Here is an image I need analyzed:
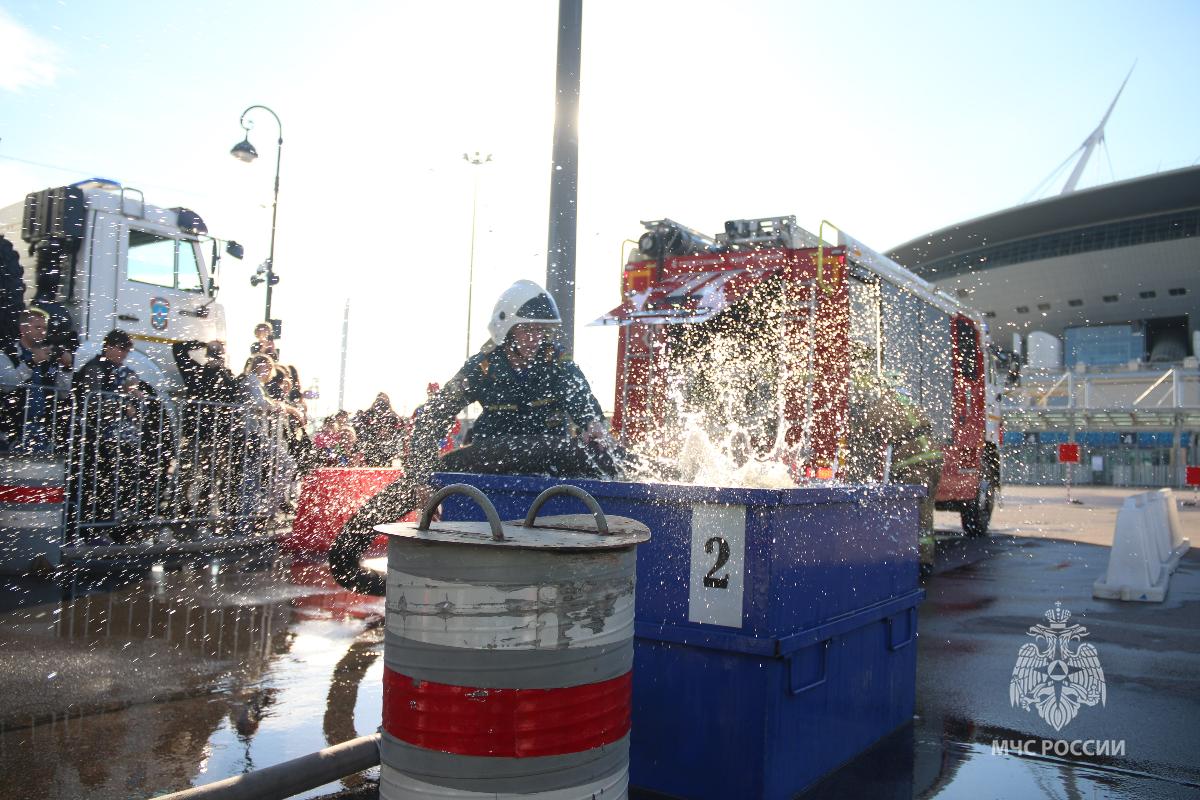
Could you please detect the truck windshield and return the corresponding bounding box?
[128,230,204,293]
[178,240,202,292]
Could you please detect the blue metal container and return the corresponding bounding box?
[434,473,924,800]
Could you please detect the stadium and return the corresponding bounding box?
[889,163,1200,487]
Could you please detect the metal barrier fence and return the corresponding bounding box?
[1,381,296,544]
[1001,451,1178,488]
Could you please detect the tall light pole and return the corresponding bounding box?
[231,104,283,333]
[546,0,582,357]
[463,151,492,360]
[338,298,350,412]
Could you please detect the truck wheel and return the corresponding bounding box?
[960,474,995,537]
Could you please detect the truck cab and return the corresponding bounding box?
[0,180,238,399]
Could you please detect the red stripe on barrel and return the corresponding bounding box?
[0,485,65,504]
[383,667,631,758]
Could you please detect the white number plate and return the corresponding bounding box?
[687,503,746,628]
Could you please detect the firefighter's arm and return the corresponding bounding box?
[404,370,471,484]
[171,340,204,382]
[558,360,604,431]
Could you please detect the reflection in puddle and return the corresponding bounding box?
[0,558,384,800]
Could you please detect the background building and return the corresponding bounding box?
[889,165,1200,487]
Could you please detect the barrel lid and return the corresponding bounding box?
[377,513,650,550]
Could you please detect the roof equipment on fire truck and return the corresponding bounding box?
[637,218,722,259]
[719,216,822,250]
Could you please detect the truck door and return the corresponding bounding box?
[950,315,986,484]
[116,222,218,382]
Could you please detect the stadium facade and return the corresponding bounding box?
[889,165,1200,488]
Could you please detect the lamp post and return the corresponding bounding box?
[231,105,283,330]
[463,151,492,360]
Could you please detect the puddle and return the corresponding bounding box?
[0,558,384,800]
[2,547,1196,800]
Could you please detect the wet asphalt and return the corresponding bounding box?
[897,535,1198,799]
[0,489,1197,800]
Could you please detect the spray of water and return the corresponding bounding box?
[620,288,820,489]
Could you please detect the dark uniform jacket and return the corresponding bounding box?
[172,341,243,404]
[406,341,604,482]
[71,354,127,398]
[172,340,247,442]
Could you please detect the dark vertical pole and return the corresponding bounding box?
[546,0,582,356]
[265,131,281,328]
[338,299,349,412]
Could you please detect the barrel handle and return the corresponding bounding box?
[419,484,505,542]
[523,485,610,535]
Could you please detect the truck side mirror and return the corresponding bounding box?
[226,241,244,260]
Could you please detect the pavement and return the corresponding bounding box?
[321,485,1200,800]
[2,484,1197,799]
[940,483,1200,548]
[801,484,1200,799]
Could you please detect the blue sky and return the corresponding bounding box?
[2,0,1198,416]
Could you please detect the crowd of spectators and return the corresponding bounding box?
[311,383,461,469]
[171,325,312,522]
[1,314,323,543]
[1,307,471,542]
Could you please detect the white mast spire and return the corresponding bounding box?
[1061,63,1135,194]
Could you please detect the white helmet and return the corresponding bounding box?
[487,280,561,345]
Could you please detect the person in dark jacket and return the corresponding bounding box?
[72,329,133,397]
[354,392,403,466]
[110,374,173,542]
[331,280,619,595]
[1,308,72,451]
[0,235,26,346]
[171,339,246,520]
[172,340,242,405]
[68,329,134,540]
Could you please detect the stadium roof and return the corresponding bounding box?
[888,164,1200,276]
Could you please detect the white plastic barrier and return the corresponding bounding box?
[1149,489,1190,573]
[1093,490,1191,603]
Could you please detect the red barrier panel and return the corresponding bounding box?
[285,468,415,554]
[287,560,386,621]
[1187,466,1200,486]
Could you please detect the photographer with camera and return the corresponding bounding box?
[0,308,73,452]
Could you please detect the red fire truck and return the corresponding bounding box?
[595,216,1001,536]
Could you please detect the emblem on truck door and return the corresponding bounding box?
[1009,602,1106,731]
[150,297,170,331]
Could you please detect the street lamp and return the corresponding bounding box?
[463,151,492,360]
[231,105,283,331]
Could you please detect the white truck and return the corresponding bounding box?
[0,179,241,397]
[0,180,267,573]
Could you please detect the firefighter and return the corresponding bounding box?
[847,359,943,572]
[331,280,620,595]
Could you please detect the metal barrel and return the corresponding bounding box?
[377,484,649,799]
[0,454,65,574]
